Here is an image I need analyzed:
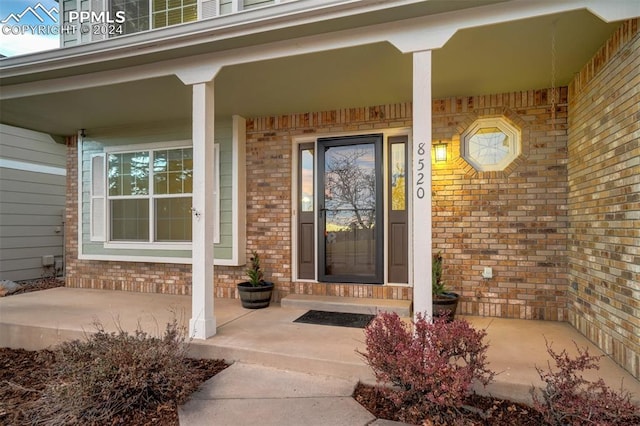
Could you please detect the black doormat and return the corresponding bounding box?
[293,310,375,329]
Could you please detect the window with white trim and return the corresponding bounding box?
[89,143,219,245]
[110,0,150,35]
[109,0,197,33]
[108,147,192,242]
[151,0,197,29]
[461,117,521,172]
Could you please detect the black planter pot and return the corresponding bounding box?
[432,292,460,322]
[237,281,274,309]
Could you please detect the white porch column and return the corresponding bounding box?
[412,50,433,320]
[190,81,216,339]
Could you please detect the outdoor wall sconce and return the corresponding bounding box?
[434,143,448,162]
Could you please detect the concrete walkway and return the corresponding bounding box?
[1,287,639,425]
[179,362,382,426]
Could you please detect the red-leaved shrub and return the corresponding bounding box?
[532,341,639,425]
[359,312,494,421]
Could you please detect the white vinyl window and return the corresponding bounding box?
[151,0,197,29]
[108,147,192,242]
[89,142,219,247]
[110,0,150,34]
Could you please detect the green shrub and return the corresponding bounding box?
[26,319,195,425]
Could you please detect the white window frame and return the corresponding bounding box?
[461,116,521,172]
[95,140,219,250]
[149,0,198,30]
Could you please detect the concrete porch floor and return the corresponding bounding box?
[1,287,638,405]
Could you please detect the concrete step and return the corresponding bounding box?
[281,294,412,317]
[189,338,375,383]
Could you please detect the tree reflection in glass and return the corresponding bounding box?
[323,143,376,277]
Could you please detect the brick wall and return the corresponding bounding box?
[567,19,640,380]
[219,94,569,313]
[431,90,569,321]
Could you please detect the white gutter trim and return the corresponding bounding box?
[2,15,422,99]
[0,0,424,77]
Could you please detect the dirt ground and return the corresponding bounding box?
[353,382,550,426]
[7,276,65,295]
[1,278,226,425]
[0,346,227,426]
[1,346,544,426]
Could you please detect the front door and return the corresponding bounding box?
[317,134,383,283]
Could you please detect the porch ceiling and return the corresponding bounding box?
[0,9,621,137]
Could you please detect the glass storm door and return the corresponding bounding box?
[317,135,383,283]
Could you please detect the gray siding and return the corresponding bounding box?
[0,124,66,281]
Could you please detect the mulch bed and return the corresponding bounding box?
[0,347,227,426]
[1,279,227,425]
[12,277,65,295]
[353,382,548,426]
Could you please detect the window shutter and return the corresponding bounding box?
[213,143,220,244]
[61,0,79,47]
[90,154,106,241]
[201,0,219,18]
[91,0,108,42]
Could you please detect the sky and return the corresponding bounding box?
[0,0,60,57]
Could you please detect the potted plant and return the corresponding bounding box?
[237,251,274,309]
[432,251,460,321]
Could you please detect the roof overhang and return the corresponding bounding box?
[0,0,638,137]
[1,0,507,83]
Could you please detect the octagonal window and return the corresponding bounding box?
[461,117,521,172]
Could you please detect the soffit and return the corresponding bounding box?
[0,9,622,136]
[217,9,619,116]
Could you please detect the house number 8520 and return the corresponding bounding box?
[416,142,426,199]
